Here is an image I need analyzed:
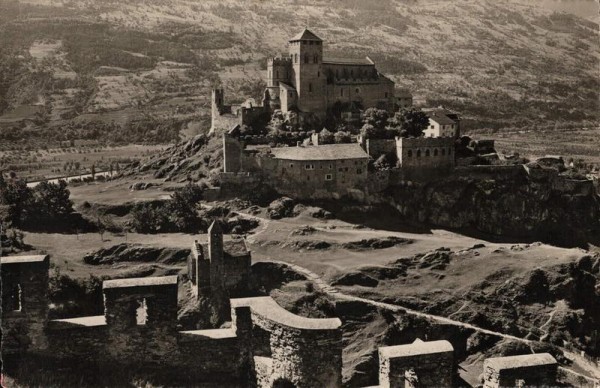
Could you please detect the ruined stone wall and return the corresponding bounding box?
[232,297,343,388]
[223,134,243,173]
[223,256,252,297]
[365,138,396,159]
[378,340,454,388]
[46,320,107,364]
[103,277,179,365]
[483,354,558,388]
[1,256,49,354]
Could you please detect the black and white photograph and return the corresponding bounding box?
[1,0,599,386]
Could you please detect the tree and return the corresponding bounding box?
[26,180,74,224]
[318,128,334,144]
[362,108,389,129]
[390,108,429,138]
[334,131,351,144]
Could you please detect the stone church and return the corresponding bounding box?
[265,28,396,119]
[211,28,398,133]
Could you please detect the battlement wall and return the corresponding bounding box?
[232,297,343,388]
[1,255,50,354]
[483,353,558,388]
[378,339,455,388]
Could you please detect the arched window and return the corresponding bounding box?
[355,88,360,94]
[434,148,438,156]
[442,149,446,156]
[309,83,312,92]
[425,149,430,157]
[407,150,413,157]
[294,54,298,63]
[384,92,388,98]
[417,150,421,158]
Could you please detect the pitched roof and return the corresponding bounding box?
[323,57,373,65]
[289,28,322,42]
[429,115,456,125]
[270,143,369,161]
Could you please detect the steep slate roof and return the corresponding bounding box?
[289,28,322,42]
[270,143,369,161]
[323,57,373,66]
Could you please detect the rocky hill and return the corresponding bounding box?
[383,166,600,247]
[0,0,598,148]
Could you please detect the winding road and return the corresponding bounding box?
[264,259,600,382]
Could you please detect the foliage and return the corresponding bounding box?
[334,131,351,144]
[363,108,389,130]
[130,183,205,233]
[389,108,430,138]
[0,173,74,228]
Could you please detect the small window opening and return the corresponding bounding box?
[4,284,22,312]
[325,174,333,181]
[136,298,148,325]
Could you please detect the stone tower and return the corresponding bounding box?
[208,220,224,290]
[288,28,326,117]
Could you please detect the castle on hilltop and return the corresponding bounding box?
[265,28,395,118]
[211,28,402,133]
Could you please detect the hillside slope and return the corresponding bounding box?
[0,0,598,149]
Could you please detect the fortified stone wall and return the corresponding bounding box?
[364,138,397,160]
[231,297,343,388]
[378,339,455,388]
[1,255,49,354]
[483,353,558,388]
[453,165,527,181]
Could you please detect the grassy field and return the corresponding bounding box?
[488,127,600,165]
[0,144,166,181]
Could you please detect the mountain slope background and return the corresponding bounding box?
[0,0,598,157]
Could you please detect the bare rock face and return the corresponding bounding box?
[83,244,190,265]
[332,272,379,288]
[386,171,600,247]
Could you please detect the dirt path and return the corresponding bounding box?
[265,259,600,382]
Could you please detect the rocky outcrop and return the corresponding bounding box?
[83,244,190,265]
[384,168,600,247]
